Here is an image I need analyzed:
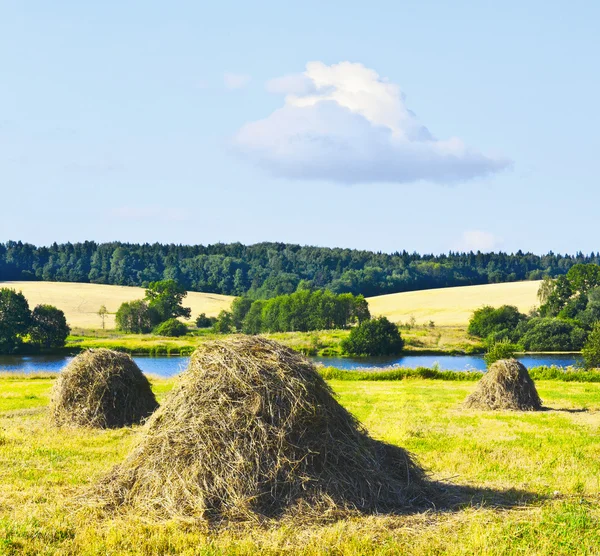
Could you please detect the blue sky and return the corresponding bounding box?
[1,1,598,254]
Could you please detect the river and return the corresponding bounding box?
[0,352,579,377]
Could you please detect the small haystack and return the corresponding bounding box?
[50,349,158,428]
[464,359,542,411]
[95,336,425,522]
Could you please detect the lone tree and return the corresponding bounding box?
[144,280,191,324]
[0,288,31,354]
[97,305,108,330]
[29,305,70,349]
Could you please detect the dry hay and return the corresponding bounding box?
[50,349,158,428]
[464,359,542,411]
[94,336,426,523]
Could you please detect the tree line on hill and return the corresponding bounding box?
[2,240,600,298]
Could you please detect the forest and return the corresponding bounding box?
[2,240,600,298]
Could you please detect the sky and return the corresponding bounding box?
[1,1,599,255]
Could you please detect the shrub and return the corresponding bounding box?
[341,317,404,356]
[468,305,526,340]
[484,339,517,367]
[213,310,234,334]
[153,318,188,337]
[519,318,587,351]
[29,304,70,349]
[195,313,216,328]
[582,322,600,369]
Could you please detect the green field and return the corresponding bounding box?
[62,325,482,356]
[2,374,599,555]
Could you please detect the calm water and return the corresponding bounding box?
[0,353,579,377]
[312,353,579,372]
[0,355,190,377]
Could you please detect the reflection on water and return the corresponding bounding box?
[0,352,579,377]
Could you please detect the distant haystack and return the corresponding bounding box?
[464,359,542,411]
[95,336,425,522]
[50,349,158,428]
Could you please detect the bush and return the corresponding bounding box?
[153,318,188,337]
[519,318,587,351]
[468,305,526,341]
[213,311,234,334]
[195,313,216,328]
[115,300,156,334]
[29,304,70,349]
[484,339,517,367]
[582,322,600,369]
[341,317,404,356]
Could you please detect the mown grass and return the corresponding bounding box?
[1,374,600,554]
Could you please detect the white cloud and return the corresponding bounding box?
[233,61,511,184]
[224,72,251,90]
[455,230,502,252]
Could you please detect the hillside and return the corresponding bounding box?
[1,241,591,299]
[0,281,234,329]
[367,280,542,326]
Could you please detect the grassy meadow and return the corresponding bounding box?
[2,373,600,555]
[0,281,234,329]
[368,280,542,326]
[62,325,482,356]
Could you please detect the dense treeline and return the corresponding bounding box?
[224,290,370,334]
[468,264,600,354]
[2,240,600,298]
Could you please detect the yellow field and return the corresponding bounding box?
[367,280,542,326]
[0,281,234,329]
[1,279,542,330]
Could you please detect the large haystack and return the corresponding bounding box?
[95,336,425,522]
[464,359,542,411]
[50,349,158,428]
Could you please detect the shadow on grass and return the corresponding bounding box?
[540,407,589,413]
[418,480,545,514]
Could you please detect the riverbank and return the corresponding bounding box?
[18,325,486,357]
